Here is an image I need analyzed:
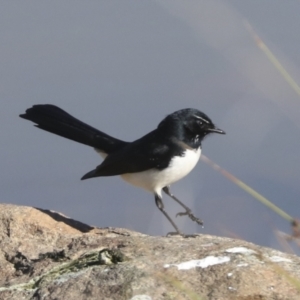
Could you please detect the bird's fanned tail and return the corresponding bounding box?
[20,104,127,154]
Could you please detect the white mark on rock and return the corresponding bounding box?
[226,247,256,254]
[130,295,152,300]
[237,263,249,267]
[269,256,292,263]
[227,272,233,277]
[201,243,215,248]
[164,256,230,270]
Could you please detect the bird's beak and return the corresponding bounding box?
[207,127,226,134]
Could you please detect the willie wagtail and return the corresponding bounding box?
[20,105,225,236]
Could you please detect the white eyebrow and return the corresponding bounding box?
[193,115,209,123]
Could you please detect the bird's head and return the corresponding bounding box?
[158,108,225,145]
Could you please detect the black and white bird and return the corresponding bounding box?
[20,105,225,236]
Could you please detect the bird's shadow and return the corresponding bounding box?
[34,207,94,233]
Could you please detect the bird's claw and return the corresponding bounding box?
[176,210,203,226]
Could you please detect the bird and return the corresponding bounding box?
[20,105,225,236]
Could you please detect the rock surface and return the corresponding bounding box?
[0,203,299,300]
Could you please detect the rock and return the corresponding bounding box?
[0,203,299,300]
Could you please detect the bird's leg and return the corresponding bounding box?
[155,194,183,236]
[162,186,203,226]
[154,194,200,238]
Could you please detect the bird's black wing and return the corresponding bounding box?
[81,130,182,180]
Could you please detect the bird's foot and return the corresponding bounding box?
[176,210,204,226]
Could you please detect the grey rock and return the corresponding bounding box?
[0,204,299,300]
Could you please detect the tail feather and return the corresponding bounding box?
[20,104,127,154]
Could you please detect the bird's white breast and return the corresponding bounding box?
[121,147,201,195]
